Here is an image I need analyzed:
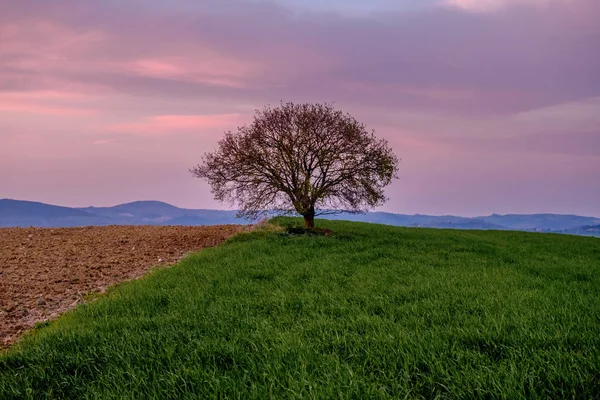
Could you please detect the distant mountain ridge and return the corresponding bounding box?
[0,199,242,228]
[0,199,108,227]
[1,199,599,237]
[324,211,600,236]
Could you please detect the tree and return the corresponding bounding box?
[190,102,399,229]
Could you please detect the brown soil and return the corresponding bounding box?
[0,225,248,348]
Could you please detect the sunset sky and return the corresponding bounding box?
[1,0,599,216]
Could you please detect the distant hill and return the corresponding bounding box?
[0,199,108,227]
[79,201,184,222]
[475,213,600,231]
[326,212,507,230]
[560,224,600,237]
[78,201,242,225]
[0,199,91,219]
[1,199,599,237]
[327,211,600,234]
[0,199,245,227]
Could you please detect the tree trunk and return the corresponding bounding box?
[304,214,315,230]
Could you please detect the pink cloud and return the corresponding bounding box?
[0,15,269,98]
[445,0,567,13]
[0,19,106,74]
[92,139,118,145]
[109,114,247,135]
[119,56,265,89]
[0,91,97,115]
[0,104,94,116]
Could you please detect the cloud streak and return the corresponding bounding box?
[0,91,97,115]
[92,139,118,145]
[110,114,247,135]
[445,0,576,13]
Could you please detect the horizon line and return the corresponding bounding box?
[2,198,599,220]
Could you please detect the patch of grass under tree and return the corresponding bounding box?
[1,218,599,399]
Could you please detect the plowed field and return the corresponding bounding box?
[0,225,247,348]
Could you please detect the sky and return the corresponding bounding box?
[1,0,599,217]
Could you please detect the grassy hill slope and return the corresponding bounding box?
[1,219,599,399]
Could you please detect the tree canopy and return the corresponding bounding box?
[191,102,399,228]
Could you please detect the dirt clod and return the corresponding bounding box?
[0,224,247,348]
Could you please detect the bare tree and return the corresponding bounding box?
[190,102,399,229]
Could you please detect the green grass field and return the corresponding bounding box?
[1,218,599,399]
